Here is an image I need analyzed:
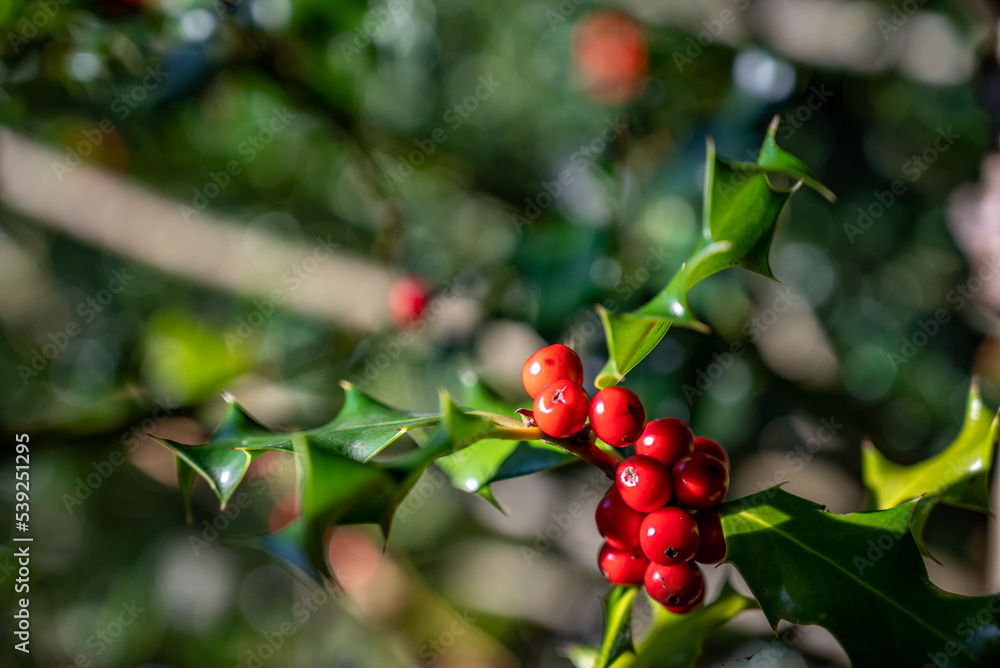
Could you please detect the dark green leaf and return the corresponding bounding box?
[721,487,1000,667]
[159,383,439,508]
[176,456,197,524]
[293,391,509,579]
[299,380,439,461]
[161,397,272,507]
[596,117,835,387]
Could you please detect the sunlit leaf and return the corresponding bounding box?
[721,488,1000,667]
[159,383,439,508]
[634,583,755,668]
[863,378,998,554]
[436,380,575,495]
[596,117,835,387]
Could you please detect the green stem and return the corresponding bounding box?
[492,424,624,479]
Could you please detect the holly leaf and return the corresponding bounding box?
[720,488,1000,667]
[566,586,639,668]
[597,586,640,668]
[596,117,835,388]
[160,383,439,510]
[634,583,755,668]
[863,378,998,554]
[164,397,273,510]
[300,380,439,461]
[436,381,575,497]
[567,583,754,668]
[295,391,508,579]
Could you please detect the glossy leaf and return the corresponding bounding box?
[721,488,1000,667]
[863,379,998,553]
[568,583,754,668]
[164,397,274,509]
[300,381,439,461]
[436,380,575,495]
[567,586,639,668]
[161,383,439,510]
[596,117,835,387]
[294,391,510,579]
[597,586,640,668]
[294,431,406,580]
[634,583,755,668]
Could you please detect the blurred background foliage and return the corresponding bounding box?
[1,0,999,666]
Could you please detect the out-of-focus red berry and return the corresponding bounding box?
[389,275,430,327]
[572,11,648,104]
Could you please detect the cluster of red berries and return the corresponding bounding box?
[521,344,730,614]
[521,343,647,444]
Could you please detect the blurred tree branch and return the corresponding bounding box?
[0,128,476,335]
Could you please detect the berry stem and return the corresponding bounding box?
[490,424,625,479]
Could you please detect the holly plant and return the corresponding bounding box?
[157,119,1000,667]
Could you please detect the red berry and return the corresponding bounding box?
[672,452,729,507]
[388,275,429,327]
[533,379,590,438]
[599,543,649,586]
[636,418,695,468]
[639,506,700,565]
[590,387,646,447]
[572,11,648,105]
[616,455,671,513]
[665,584,705,614]
[693,437,730,470]
[521,344,584,398]
[693,509,726,564]
[595,486,646,551]
[644,561,704,609]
